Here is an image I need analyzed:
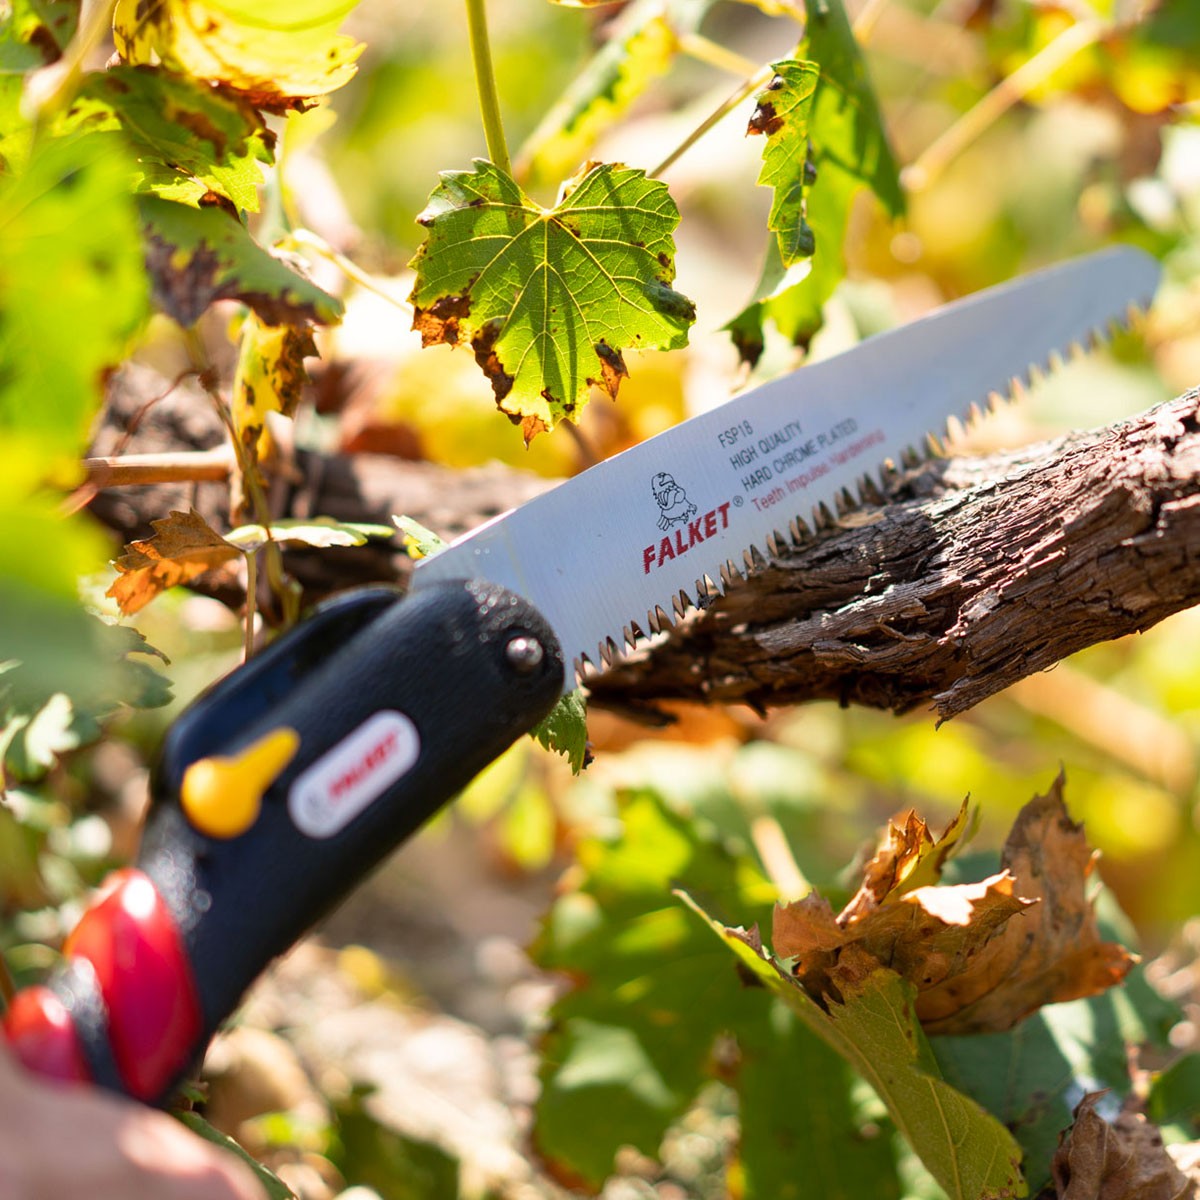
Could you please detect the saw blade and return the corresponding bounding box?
[411,246,1160,691]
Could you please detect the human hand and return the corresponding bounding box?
[0,1046,262,1200]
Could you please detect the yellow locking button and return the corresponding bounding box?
[181,727,301,839]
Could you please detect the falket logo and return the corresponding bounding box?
[642,472,733,575]
[651,472,697,531]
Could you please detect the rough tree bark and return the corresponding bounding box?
[90,367,1200,723]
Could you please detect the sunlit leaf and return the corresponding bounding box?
[113,0,364,112]
[746,60,820,267]
[517,0,678,186]
[224,518,394,552]
[725,0,902,365]
[139,196,343,327]
[409,159,695,441]
[61,65,275,210]
[530,688,589,774]
[392,515,446,561]
[771,779,1134,1038]
[107,507,241,615]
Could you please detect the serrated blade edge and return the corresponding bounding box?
[412,246,1161,692]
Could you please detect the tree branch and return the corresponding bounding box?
[90,366,1200,724]
[588,390,1200,722]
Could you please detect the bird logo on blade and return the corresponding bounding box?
[643,472,734,575]
[652,472,697,531]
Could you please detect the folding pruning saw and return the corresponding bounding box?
[2,246,1161,1103]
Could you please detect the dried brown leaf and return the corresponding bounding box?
[1052,1093,1197,1200]
[842,796,973,922]
[918,774,1135,1034]
[107,508,240,615]
[772,775,1134,1034]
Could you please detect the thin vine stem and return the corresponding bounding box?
[676,32,759,79]
[902,17,1105,193]
[465,0,511,175]
[650,62,776,179]
[285,230,413,314]
[183,329,296,656]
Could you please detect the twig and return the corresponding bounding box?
[902,18,1105,193]
[83,447,235,487]
[651,62,776,179]
[0,951,15,1013]
[676,33,759,79]
[286,229,413,315]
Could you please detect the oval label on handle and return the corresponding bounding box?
[288,710,420,839]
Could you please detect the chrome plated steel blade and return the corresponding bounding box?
[412,246,1160,690]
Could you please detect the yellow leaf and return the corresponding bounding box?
[232,312,318,454]
[113,0,364,110]
[107,508,241,615]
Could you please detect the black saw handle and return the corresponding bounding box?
[2,580,563,1103]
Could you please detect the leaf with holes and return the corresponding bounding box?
[725,0,902,365]
[409,159,695,442]
[747,60,820,267]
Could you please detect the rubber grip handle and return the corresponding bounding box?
[4,579,564,1103]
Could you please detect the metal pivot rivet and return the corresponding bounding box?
[505,634,544,674]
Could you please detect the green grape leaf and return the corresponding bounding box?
[392,515,446,561]
[531,791,776,1188]
[1148,1055,1200,1143]
[113,0,363,112]
[139,196,343,327]
[0,0,78,72]
[725,0,902,365]
[0,131,149,461]
[516,0,678,187]
[61,66,275,211]
[747,60,820,267]
[684,901,1028,1200]
[532,789,904,1195]
[735,998,902,1200]
[224,517,395,552]
[530,688,589,774]
[409,159,695,442]
[1,693,92,781]
[933,978,1178,1193]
